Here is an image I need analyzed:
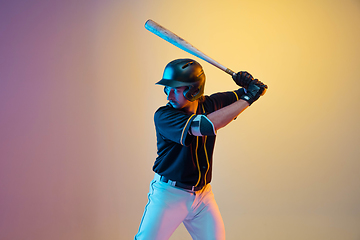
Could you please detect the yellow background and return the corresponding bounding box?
[1,0,359,239]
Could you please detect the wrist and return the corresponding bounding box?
[240,94,253,105]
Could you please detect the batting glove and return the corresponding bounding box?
[233,71,254,88]
[240,80,267,105]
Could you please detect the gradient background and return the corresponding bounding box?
[1,0,360,239]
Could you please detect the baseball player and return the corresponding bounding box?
[135,58,267,240]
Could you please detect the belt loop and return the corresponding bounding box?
[168,179,176,187]
[192,186,195,191]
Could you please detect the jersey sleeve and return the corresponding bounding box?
[154,106,197,146]
[204,88,246,111]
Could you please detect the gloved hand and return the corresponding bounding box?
[240,80,268,105]
[232,71,254,88]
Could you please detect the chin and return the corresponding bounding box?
[169,102,179,108]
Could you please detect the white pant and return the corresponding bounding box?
[135,174,225,240]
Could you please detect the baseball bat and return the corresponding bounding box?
[144,19,236,77]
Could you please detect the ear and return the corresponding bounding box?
[183,86,190,98]
[184,86,200,101]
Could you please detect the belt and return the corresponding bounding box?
[155,173,204,191]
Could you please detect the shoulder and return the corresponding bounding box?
[154,104,185,118]
[154,105,194,124]
[155,105,169,115]
[154,105,196,145]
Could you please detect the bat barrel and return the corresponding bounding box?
[145,19,235,76]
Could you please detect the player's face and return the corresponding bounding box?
[165,86,192,109]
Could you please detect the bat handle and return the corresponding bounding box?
[225,68,236,77]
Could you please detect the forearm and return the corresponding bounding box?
[207,99,249,131]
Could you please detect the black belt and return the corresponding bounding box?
[159,176,204,191]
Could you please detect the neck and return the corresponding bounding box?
[183,100,199,115]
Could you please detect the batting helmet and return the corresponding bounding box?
[156,59,205,102]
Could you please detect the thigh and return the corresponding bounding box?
[135,180,192,240]
[183,185,225,240]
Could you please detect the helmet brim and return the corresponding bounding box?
[155,79,192,87]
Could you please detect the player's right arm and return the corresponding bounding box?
[206,99,250,131]
[207,74,268,131]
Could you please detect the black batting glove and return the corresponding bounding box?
[233,71,254,88]
[240,80,268,105]
[251,78,268,92]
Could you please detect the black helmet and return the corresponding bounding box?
[156,59,205,101]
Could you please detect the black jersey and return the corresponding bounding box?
[153,88,245,187]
